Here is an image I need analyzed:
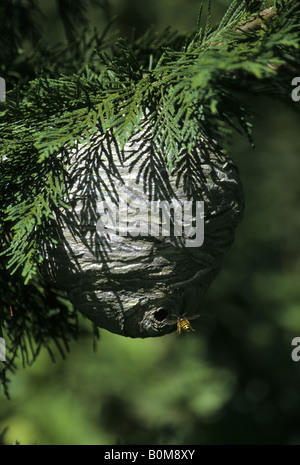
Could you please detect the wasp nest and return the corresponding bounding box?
[43,128,244,338]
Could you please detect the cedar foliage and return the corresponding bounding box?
[0,0,299,396]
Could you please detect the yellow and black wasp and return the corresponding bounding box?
[166,313,200,335]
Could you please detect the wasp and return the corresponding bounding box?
[166,313,200,335]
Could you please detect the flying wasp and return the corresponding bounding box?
[166,313,200,335]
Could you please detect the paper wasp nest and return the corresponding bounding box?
[44,127,244,338]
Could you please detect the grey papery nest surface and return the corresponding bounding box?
[43,128,244,338]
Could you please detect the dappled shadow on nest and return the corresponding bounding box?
[40,127,244,337]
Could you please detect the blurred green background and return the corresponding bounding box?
[1,0,300,445]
